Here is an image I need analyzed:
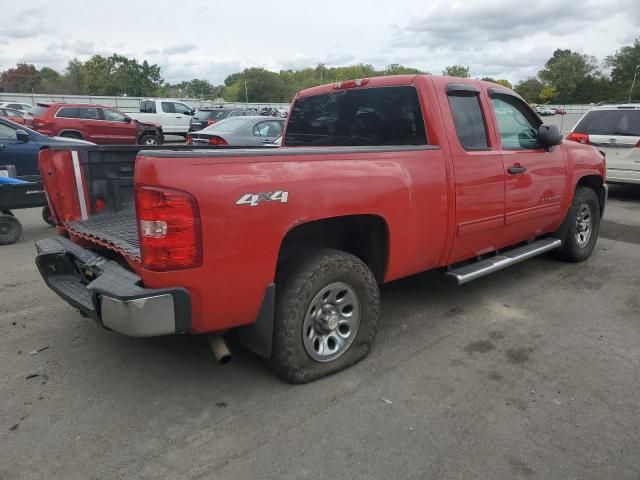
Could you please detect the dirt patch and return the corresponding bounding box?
[505,347,534,364]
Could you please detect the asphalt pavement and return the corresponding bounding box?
[1,185,639,480]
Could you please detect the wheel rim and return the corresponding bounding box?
[144,138,158,145]
[302,281,361,362]
[0,221,10,235]
[575,203,593,248]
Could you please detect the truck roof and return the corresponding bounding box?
[296,74,515,98]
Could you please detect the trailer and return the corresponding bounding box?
[0,175,51,245]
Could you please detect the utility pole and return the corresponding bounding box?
[244,79,249,104]
[628,64,639,104]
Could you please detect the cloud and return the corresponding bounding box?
[162,44,197,55]
[391,0,637,50]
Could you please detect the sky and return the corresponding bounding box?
[0,0,638,85]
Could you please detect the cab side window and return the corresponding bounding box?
[491,95,540,150]
[447,92,489,150]
[173,103,192,115]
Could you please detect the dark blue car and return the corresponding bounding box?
[0,117,93,179]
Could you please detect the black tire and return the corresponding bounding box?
[271,248,380,383]
[42,206,55,226]
[556,186,601,262]
[139,133,162,146]
[0,214,22,245]
[59,131,83,140]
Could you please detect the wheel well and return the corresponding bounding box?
[277,215,389,283]
[576,175,605,212]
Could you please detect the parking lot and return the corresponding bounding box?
[0,183,638,479]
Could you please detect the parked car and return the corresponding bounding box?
[27,103,163,145]
[567,104,640,184]
[0,102,33,113]
[535,106,556,116]
[189,107,259,131]
[130,99,194,136]
[554,107,566,115]
[0,117,93,178]
[187,116,285,146]
[0,107,27,125]
[36,75,606,383]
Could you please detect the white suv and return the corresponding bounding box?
[568,104,640,185]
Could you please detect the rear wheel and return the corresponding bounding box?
[0,214,22,245]
[271,249,380,383]
[556,186,601,262]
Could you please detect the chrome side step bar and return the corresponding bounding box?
[445,238,562,285]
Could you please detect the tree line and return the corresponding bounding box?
[1,38,638,104]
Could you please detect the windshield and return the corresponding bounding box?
[575,109,640,136]
[201,117,249,132]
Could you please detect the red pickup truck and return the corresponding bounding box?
[35,75,607,383]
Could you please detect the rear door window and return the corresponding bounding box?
[285,86,427,146]
[56,107,81,119]
[574,110,640,136]
[447,93,489,150]
[78,108,100,120]
[253,120,284,137]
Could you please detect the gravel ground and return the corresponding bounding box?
[1,185,639,480]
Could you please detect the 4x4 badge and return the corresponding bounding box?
[236,191,289,207]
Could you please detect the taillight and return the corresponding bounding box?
[32,118,46,128]
[566,132,589,144]
[186,135,193,145]
[208,136,228,146]
[334,78,369,89]
[135,186,202,271]
[207,120,217,125]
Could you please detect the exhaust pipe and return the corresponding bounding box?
[208,333,232,365]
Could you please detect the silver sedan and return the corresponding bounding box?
[187,116,285,146]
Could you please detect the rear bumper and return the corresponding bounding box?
[35,236,191,337]
[607,168,640,185]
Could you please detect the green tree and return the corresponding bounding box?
[538,49,598,103]
[515,77,544,103]
[64,58,86,94]
[84,54,162,96]
[223,68,283,102]
[38,67,64,93]
[539,86,557,104]
[443,65,470,78]
[605,38,640,101]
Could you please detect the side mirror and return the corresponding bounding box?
[124,117,132,123]
[15,129,30,143]
[537,124,562,150]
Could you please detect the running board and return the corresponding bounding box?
[445,238,562,285]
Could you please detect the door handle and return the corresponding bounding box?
[508,165,527,174]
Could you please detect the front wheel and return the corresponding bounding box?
[556,186,601,262]
[271,249,380,383]
[139,133,162,146]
